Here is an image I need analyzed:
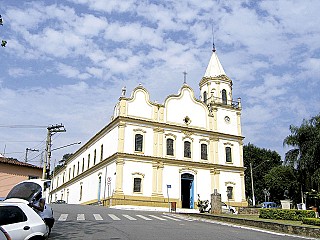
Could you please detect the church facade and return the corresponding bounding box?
[50,49,247,209]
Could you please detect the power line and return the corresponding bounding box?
[0,125,48,128]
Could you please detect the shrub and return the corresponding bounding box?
[259,209,315,221]
[302,218,320,226]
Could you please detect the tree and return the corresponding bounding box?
[283,114,320,194]
[243,143,282,205]
[264,165,299,204]
[53,153,73,174]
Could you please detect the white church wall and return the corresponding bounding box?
[122,161,153,196]
[123,124,153,156]
[217,109,238,136]
[127,89,153,120]
[217,140,240,166]
[219,171,242,203]
[195,169,211,201]
[165,88,207,129]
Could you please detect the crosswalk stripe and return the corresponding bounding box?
[93,214,103,220]
[149,215,167,221]
[136,214,152,220]
[161,215,181,221]
[122,214,137,220]
[108,214,121,220]
[58,214,68,221]
[77,214,85,220]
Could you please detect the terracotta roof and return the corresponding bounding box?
[0,157,42,169]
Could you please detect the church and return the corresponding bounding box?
[49,48,247,209]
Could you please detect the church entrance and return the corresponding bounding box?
[181,173,194,209]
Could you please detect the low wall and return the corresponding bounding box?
[181,213,320,239]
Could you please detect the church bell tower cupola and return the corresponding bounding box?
[200,48,239,109]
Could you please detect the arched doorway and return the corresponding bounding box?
[181,173,194,209]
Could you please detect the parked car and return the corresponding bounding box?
[54,200,66,204]
[0,201,48,240]
[222,202,238,214]
[261,202,279,208]
[4,180,54,236]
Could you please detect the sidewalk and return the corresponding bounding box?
[109,205,198,213]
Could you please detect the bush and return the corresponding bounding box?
[259,209,315,221]
[302,218,320,226]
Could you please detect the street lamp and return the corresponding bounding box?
[42,141,81,179]
[249,160,270,206]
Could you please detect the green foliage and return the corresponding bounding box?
[302,218,320,226]
[283,114,320,193]
[243,143,282,204]
[259,209,315,221]
[264,165,300,204]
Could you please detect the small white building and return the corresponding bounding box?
[50,49,247,209]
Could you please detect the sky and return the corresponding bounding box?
[0,0,319,168]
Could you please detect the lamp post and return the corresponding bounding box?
[249,160,270,206]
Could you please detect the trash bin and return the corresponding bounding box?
[170,202,176,212]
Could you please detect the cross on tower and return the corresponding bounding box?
[183,71,187,84]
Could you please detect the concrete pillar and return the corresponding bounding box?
[114,158,124,195]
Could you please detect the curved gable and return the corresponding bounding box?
[165,85,208,128]
[127,86,153,119]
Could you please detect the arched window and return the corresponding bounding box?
[93,149,97,165]
[167,138,174,156]
[203,91,207,104]
[225,147,232,162]
[201,143,208,160]
[135,134,143,152]
[222,89,227,105]
[184,141,191,158]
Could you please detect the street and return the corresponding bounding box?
[49,204,313,240]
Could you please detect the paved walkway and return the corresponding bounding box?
[109,205,198,213]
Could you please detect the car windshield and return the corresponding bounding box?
[6,182,42,202]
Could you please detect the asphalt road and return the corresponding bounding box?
[49,204,315,240]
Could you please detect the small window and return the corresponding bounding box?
[167,138,174,156]
[222,89,227,105]
[94,149,97,165]
[100,144,104,161]
[82,158,85,172]
[0,206,27,225]
[79,185,83,201]
[133,178,142,192]
[87,154,90,169]
[135,134,143,152]
[227,186,233,199]
[73,165,75,178]
[201,144,208,160]
[77,162,80,175]
[68,168,71,180]
[203,91,207,104]
[226,147,232,162]
[184,141,191,158]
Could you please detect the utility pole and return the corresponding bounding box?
[42,124,66,179]
[25,148,39,162]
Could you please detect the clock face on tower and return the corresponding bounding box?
[224,116,230,123]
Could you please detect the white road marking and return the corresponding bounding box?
[122,214,137,220]
[93,214,103,220]
[77,214,85,220]
[149,215,167,221]
[161,215,181,221]
[58,214,68,221]
[136,215,152,220]
[108,214,121,220]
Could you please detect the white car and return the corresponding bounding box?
[0,201,48,240]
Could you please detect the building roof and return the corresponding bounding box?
[0,156,42,169]
[204,50,226,78]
